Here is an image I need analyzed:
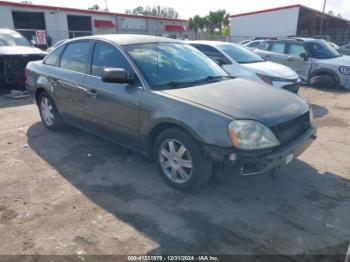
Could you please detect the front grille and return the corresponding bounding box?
[271,112,310,146]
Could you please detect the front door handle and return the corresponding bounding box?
[86,89,99,98]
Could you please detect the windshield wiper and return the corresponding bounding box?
[155,76,234,89]
[197,75,235,82]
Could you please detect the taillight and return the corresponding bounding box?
[24,70,28,82]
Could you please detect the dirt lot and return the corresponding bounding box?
[0,87,349,257]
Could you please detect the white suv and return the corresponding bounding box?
[191,41,301,93]
[254,38,350,90]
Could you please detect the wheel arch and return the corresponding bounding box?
[309,68,340,83]
[146,121,203,159]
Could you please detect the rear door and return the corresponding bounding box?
[265,41,288,64]
[285,43,311,81]
[54,41,91,123]
[82,41,142,147]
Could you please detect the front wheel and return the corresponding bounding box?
[154,128,213,191]
[38,92,64,131]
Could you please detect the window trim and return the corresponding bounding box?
[58,40,93,75]
[43,45,65,67]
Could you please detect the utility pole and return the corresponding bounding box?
[104,0,109,12]
[319,0,327,35]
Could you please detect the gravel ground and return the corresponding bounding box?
[0,86,349,257]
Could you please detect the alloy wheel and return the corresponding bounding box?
[159,139,193,184]
[40,96,54,126]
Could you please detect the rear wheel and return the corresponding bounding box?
[38,92,64,130]
[154,128,212,191]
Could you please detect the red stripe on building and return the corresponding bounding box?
[165,25,186,32]
[94,20,115,28]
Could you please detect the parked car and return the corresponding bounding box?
[328,42,339,50]
[254,38,350,90]
[46,39,67,53]
[25,35,316,190]
[190,41,301,93]
[243,40,265,50]
[238,40,252,45]
[338,43,350,56]
[0,29,47,87]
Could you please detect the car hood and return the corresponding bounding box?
[161,78,309,127]
[316,55,350,65]
[241,61,298,80]
[0,46,47,56]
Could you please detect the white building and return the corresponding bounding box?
[230,4,350,44]
[0,0,189,45]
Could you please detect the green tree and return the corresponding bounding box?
[125,5,179,18]
[189,10,229,36]
[88,4,102,11]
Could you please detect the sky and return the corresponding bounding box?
[8,0,350,20]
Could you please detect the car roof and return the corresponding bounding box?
[68,34,181,45]
[0,28,21,35]
[189,40,233,46]
[265,37,325,43]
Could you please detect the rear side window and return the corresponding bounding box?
[270,42,286,53]
[288,43,307,56]
[60,41,90,73]
[44,45,65,66]
[91,42,133,77]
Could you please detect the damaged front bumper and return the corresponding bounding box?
[203,126,317,176]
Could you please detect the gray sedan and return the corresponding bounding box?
[25,35,316,190]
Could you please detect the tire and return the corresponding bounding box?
[38,91,64,131]
[310,74,340,90]
[153,128,213,191]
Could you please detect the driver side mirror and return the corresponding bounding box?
[300,53,309,61]
[102,68,135,84]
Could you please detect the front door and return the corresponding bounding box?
[82,41,142,147]
[285,43,312,82]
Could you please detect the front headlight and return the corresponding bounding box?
[228,120,280,150]
[339,66,350,75]
[256,73,273,85]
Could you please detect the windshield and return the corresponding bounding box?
[0,32,31,47]
[124,42,228,90]
[218,43,264,63]
[306,41,341,59]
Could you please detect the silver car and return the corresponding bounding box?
[254,38,350,90]
[191,41,300,93]
[338,43,350,56]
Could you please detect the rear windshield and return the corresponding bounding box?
[0,32,31,47]
[306,41,341,59]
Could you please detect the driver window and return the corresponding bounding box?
[92,42,133,77]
